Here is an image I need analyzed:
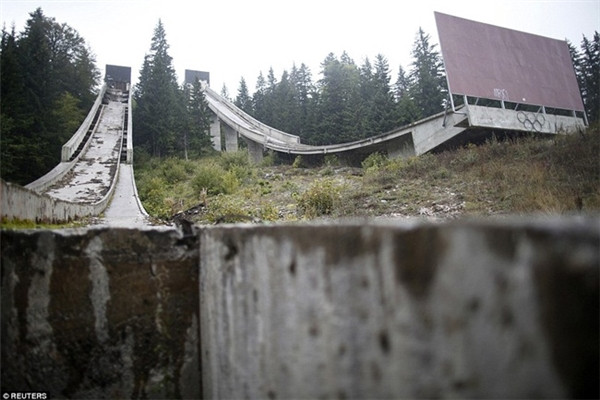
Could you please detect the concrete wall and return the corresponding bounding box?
[2,180,99,223]
[1,227,200,399]
[61,85,107,162]
[466,104,586,134]
[209,115,222,151]
[126,90,133,164]
[200,218,598,399]
[1,218,598,399]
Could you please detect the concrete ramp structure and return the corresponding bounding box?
[199,12,586,164]
[1,65,148,225]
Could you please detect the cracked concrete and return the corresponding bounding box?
[2,218,596,399]
[43,101,125,203]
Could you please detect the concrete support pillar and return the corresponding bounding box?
[209,115,222,151]
[222,123,238,152]
[246,139,264,164]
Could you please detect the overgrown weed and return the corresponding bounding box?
[135,126,599,223]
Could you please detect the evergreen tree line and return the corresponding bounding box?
[569,32,600,123]
[234,30,600,146]
[1,8,100,185]
[133,20,212,159]
[232,28,446,145]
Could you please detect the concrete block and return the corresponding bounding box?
[199,218,599,399]
[1,227,200,399]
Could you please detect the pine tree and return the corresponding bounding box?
[358,57,376,136]
[409,28,446,118]
[395,65,420,126]
[234,77,253,114]
[291,63,315,139]
[263,67,278,126]
[272,69,299,132]
[370,54,397,134]
[317,52,361,144]
[18,8,53,135]
[580,32,600,123]
[220,83,230,100]
[133,19,181,157]
[252,71,268,122]
[184,77,212,158]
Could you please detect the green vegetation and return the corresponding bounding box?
[235,31,446,146]
[134,127,599,224]
[1,8,100,185]
[0,217,91,230]
[133,20,213,159]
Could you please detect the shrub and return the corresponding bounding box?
[292,155,304,168]
[296,178,342,218]
[137,176,171,218]
[191,163,226,195]
[222,170,240,194]
[361,152,388,171]
[219,150,250,171]
[324,154,341,167]
[203,195,251,223]
[159,158,188,184]
[261,151,276,167]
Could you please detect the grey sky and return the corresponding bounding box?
[1,0,598,95]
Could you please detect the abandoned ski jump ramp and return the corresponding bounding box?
[1,65,149,225]
[201,12,586,164]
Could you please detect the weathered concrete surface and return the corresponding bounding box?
[43,100,125,203]
[466,104,586,134]
[1,218,598,399]
[101,164,150,227]
[1,227,200,399]
[1,179,110,223]
[200,218,599,399]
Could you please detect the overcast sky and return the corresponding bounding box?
[1,0,599,95]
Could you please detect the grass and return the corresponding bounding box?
[0,217,92,230]
[134,126,599,224]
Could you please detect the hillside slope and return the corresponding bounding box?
[134,127,599,224]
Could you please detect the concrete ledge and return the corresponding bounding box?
[1,218,598,399]
[2,180,96,222]
[61,85,107,162]
[126,90,133,164]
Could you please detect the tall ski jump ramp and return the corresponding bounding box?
[1,65,149,225]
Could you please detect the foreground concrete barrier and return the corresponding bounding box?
[1,227,200,399]
[200,218,598,399]
[1,218,598,399]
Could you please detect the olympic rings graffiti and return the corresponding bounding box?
[517,111,546,132]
